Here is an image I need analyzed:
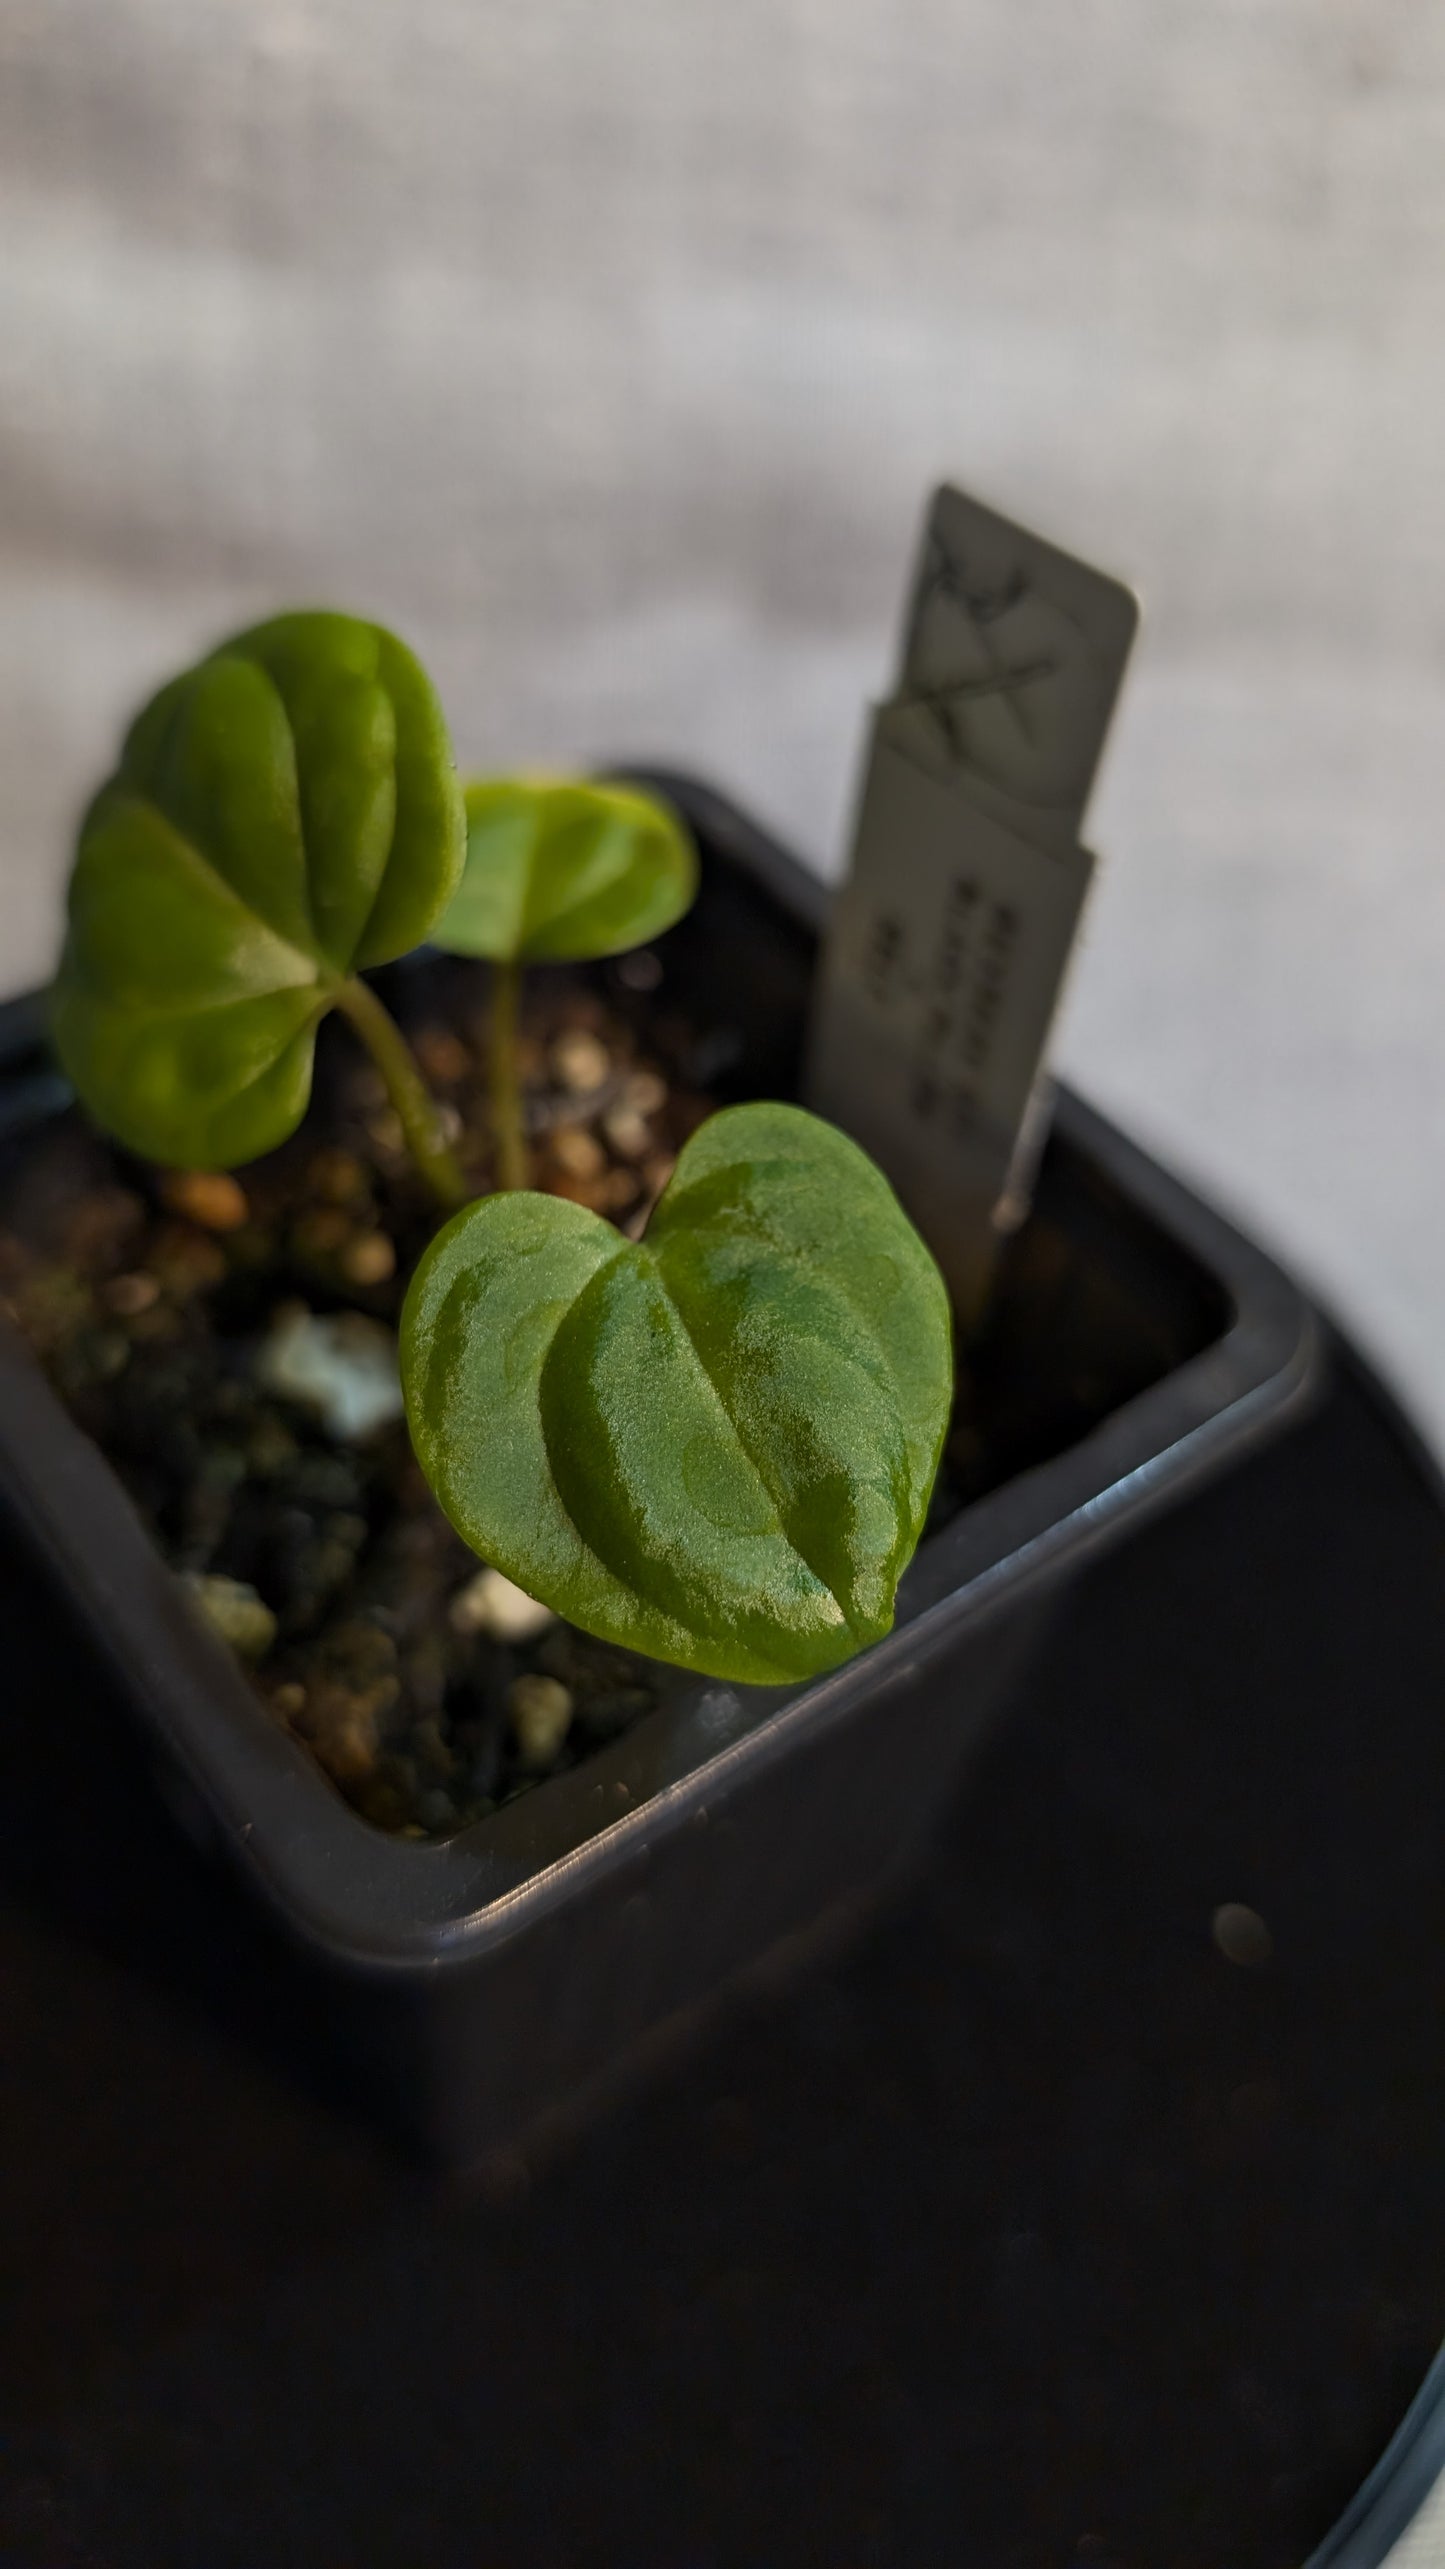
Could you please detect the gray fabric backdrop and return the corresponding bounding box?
[3,0,1445,1481]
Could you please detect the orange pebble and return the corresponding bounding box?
[160,1169,249,1232]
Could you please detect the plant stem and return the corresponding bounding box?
[487,957,528,1190]
[333,976,468,1211]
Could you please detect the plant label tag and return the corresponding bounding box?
[890,482,1138,852]
[806,486,1138,1322]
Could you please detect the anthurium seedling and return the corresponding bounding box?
[50,612,952,1695]
[51,612,470,1205]
[430,777,698,1188]
[400,1101,953,1685]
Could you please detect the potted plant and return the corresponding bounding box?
[0,612,1321,2162]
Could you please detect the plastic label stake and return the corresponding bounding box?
[806,484,1139,1327]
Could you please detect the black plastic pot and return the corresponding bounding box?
[0,782,1324,2166]
[1298,1355,1445,2569]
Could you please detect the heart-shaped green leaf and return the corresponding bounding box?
[431,777,697,964]
[401,1102,952,1685]
[51,613,464,1168]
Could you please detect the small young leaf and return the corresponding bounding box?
[431,778,698,965]
[51,613,464,1168]
[401,1102,952,1685]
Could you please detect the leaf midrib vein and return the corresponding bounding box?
[134,629,403,975]
[521,833,637,954]
[643,1246,865,1644]
[113,786,326,979]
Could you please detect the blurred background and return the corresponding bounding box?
[3,0,1444,1431]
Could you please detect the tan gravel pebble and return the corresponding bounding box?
[449,1566,555,1641]
[160,1169,249,1232]
[550,1126,607,1180]
[414,1028,472,1085]
[622,1069,667,1116]
[104,1270,159,1317]
[151,1224,227,1295]
[549,1174,613,1211]
[308,1147,371,1207]
[182,1571,277,1660]
[550,1028,611,1095]
[601,1105,652,1162]
[341,1231,397,1287]
[293,1207,351,1258]
[507,1672,575,1768]
[367,1109,405,1155]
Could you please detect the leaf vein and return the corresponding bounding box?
[647,1257,864,1642]
[113,787,321,976]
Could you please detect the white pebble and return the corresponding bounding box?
[623,1069,667,1116]
[550,1028,611,1095]
[182,1571,277,1661]
[508,1673,574,1767]
[602,1106,653,1162]
[449,1567,555,1642]
[255,1304,404,1441]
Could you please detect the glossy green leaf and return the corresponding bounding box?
[51,613,464,1168]
[401,1101,952,1684]
[431,777,698,965]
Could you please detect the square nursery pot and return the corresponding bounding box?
[0,777,1324,2165]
